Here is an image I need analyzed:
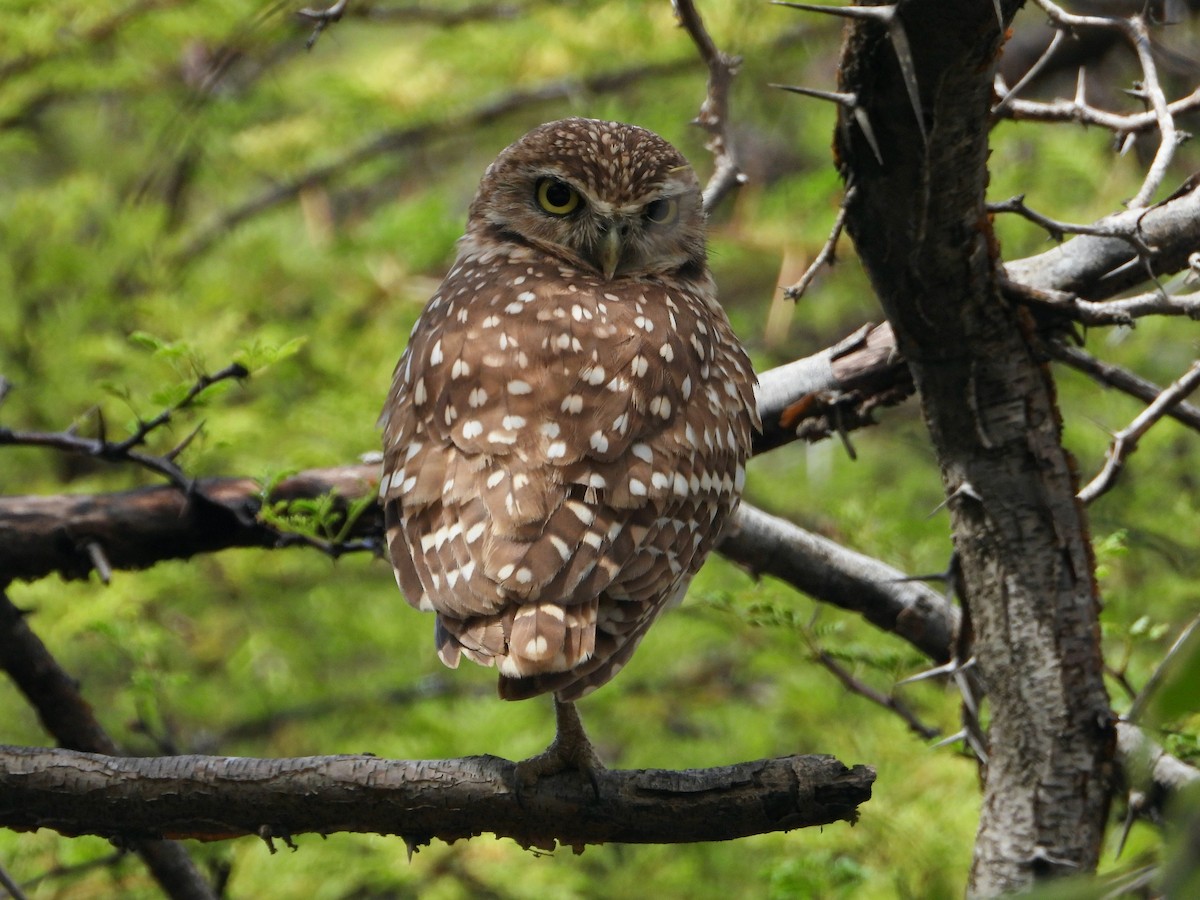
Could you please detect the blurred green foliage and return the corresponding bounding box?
[1,1,1198,897]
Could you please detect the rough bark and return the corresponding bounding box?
[832,1,1114,894]
[0,746,872,850]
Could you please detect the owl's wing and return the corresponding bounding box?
[380,256,757,695]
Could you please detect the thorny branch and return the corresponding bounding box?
[998,85,1200,133]
[1030,0,1186,206]
[1078,360,1200,504]
[674,0,747,214]
[0,364,247,492]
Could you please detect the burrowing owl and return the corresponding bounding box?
[380,117,757,775]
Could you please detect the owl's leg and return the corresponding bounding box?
[514,697,605,796]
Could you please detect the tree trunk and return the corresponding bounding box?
[831,1,1114,893]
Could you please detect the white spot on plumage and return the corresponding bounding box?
[462,420,483,439]
[562,394,583,414]
[540,422,560,438]
[413,378,427,406]
[583,365,606,386]
[547,441,567,459]
[452,359,471,379]
[659,342,674,362]
[507,379,532,395]
[590,431,609,453]
[502,414,527,429]
[631,355,648,377]
[632,443,653,463]
[566,501,595,525]
[629,478,647,497]
[497,563,515,580]
[486,470,505,489]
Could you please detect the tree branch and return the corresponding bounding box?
[1004,175,1200,300]
[0,746,873,850]
[674,0,747,213]
[1078,360,1200,504]
[1049,341,1200,434]
[0,591,216,899]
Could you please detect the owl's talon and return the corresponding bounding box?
[514,698,605,799]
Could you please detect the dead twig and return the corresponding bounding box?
[989,194,1153,253]
[298,0,351,49]
[1049,342,1200,434]
[783,185,856,302]
[674,0,747,214]
[1078,359,1200,505]
[1031,0,1183,207]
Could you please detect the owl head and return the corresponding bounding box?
[466,118,706,281]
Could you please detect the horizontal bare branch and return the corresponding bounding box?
[1005,176,1200,300]
[0,745,873,850]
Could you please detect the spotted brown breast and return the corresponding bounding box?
[379,118,758,701]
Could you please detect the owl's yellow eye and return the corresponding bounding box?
[644,196,678,225]
[536,178,581,216]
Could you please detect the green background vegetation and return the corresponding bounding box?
[1,2,1197,897]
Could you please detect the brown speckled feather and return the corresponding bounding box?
[379,118,757,701]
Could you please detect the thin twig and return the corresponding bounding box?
[812,647,940,740]
[1049,342,1200,434]
[1011,281,1200,327]
[0,364,248,492]
[1078,360,1200,504]
[1031,0,1182,207]
[992,29,1065,116]
[783,185,855,301]
[0,862,29,900]
[1128,613,1200,723]
[674,0,747,214]
[999,86,1200,133]
[1124,14,1180,208]
[989,194,1153,252]
[298,0,351,49]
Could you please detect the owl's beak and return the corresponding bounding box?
[599,225,623,281]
